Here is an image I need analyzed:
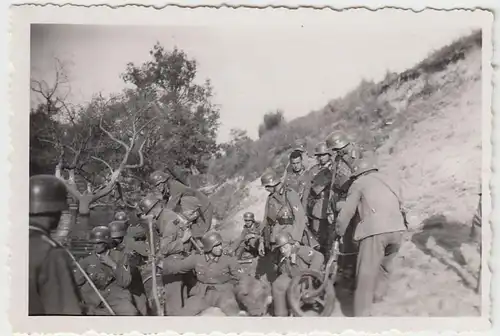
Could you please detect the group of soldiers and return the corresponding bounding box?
[29,129,410,317]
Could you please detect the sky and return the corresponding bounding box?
[30,12,481,143]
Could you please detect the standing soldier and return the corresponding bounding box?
[148,170,214,230]
[163,231,245,316]
[302,142,335,259]
[29,175,83,315]
[271,232,324,316]
[155,207,199,316]
[261,170,308,248]
[335,158,407,316]
[109,221,148,316]
[75,226,138,315]
[283,150,309,201]
[293,138,315,170]
[325,130,364,284]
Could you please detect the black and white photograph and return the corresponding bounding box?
[8,4,494,335]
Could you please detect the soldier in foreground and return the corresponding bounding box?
[75,226,138,315]
[271,232,324,316]
[163,231,245,316]
[29,175,83,315]
[109,220,149,316]
[148,169,214,229]
[335,158,407,316]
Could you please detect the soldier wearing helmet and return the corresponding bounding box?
[109,220,149,316]
[29,174,82,315]
[228,212,263,266]
[271,232,324,316]
[75,225,138,315]
[163,231,245,316]
[335,157,407,317]
[114,211,129,224]
[261,169,308,252]
[148,169,214,230]
[301,142,336,259]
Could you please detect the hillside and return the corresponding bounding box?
[213,30,482,316]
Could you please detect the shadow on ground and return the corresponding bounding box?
[411,214,479,290]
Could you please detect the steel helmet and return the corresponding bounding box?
[352,157,378,177]
[114,211,128,222]
[148,170,169,186]
[260,171,280,187]
[243,212,255,221]
[201,231,223,253]
[29,175,69,214]
[325,130,350,150]
[108,221,128,238]
[277,206,294,226]
[137,193,161,216]
[314,142,331,156]
[274,232,293,248]
[90,226,112,244]
[293,139,307,152]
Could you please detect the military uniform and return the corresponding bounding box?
[156,209,195,315]
[262,185,307,246]
[336,164,407,317]
[75,249,137,315]
[232,221,263,259]
[29,225,83,315]
[272,245,324,316]
[283,166,309,201]
[163,253,244,316]
[302,162,334,256]
[165,179,214,233]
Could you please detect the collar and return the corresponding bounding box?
[205,254,220,263]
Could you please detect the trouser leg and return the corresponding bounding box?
[216,290,241,316]
[163,274,184,316]
[174,295,210,316]
[374,232,402,302]
[272,274,291,316]
[354,234,386,317]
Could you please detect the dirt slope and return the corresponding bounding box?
[222,39,482,316]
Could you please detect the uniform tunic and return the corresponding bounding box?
[165,179,214,235]
[283,166,309,201]
[29,225,83,315]
[262,185,307,246]
[163,253,244,316]
[75,249,137,315]
[336,171,407,316]
[232,221,263,258]
[272,245,324,316]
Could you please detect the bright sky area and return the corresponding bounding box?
[30,11,480,143]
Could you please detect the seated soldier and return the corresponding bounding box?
[74,226,137,316]
[271,232,324,316]
[230,212,263,260]
[163,231,244,316]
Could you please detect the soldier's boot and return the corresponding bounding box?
[163,275,184,316]
[271,274,291,316]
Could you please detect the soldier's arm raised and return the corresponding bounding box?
[41,249,83,315]
[336,181,361,236]
[163,253,197,275]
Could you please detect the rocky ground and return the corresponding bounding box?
[218,41,483,317]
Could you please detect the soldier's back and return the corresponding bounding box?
[29,230,82,315]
